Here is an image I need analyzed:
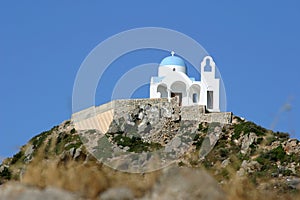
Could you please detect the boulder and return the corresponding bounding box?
[0,183,78,200]
[237,160,261,176]
[99,187,134,200]
[241,132,257,154]
[143,166,224,200]
[287,177,300,189]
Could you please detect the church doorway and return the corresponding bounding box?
[207,91,213,110]
[171,92,182,106]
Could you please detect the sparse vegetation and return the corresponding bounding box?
[10,151,24,164]
[192,133,204,150]
[106,132,162,153]
[198,122,209,133]
[275,131,290,140]
[70,128,76,134]
[0,167,11,180]
[31,130,53,149]
[55,132,82,154]
[232,121,266,139]
[1,115,300,199]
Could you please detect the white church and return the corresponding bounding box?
[150,52,220,112]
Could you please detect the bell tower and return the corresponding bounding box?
[200,56,220,112]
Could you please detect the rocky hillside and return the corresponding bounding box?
[1,115,300,200]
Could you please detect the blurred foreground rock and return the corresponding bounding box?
[0,166,225,200]
[142,166,225,200]
[100,187,134,200]
[0,182,79,200]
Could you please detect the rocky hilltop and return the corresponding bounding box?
[1,100,300,200]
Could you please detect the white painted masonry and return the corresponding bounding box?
[150,53,220,112]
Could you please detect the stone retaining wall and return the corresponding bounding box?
[181,105,232,124]
[72,98,232,132]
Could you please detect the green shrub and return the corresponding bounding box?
[198,123,204,131]
[202,159,213,169]
[107,133,162,153]
[282,169,293,176]
[219,148,229,158]
[44,138,53,156]
[0,167,11,180]
[234,116,244,123]
[275,131,290,140]
[31,131,51,148]
[70,128,76,134]
[256,137,263,144]
[256,146,286,165]
[30,125,58,147]
[192,134,204,150]
[178,161,185,167]
[289,153,300,163]
[237,152,249,161]
[268,145,286,162]
[266,136,276,145]
[255,156,265,165]
[220,168,229,179]
[189,159,199,166]
[65,143,82,151]
[232,121,266,140]
[11,151,24,164]
[55,132,82,154]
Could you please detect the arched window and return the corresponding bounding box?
[204,58,212,72]
[170,81,186,95]
[192,93,198,103]
[189,84,200,104]
[157,84,168,98]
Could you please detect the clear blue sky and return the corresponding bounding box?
[1,1,299,159]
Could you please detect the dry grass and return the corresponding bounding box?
[20,157,300,200]
[17,132,300,200]
[20,136,160,199]
[224,177,300,200]
[219,157,300,200]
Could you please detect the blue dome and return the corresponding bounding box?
[160,56,186,67]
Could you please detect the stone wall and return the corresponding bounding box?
[72,98,232,133]
[181,105,232,124]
